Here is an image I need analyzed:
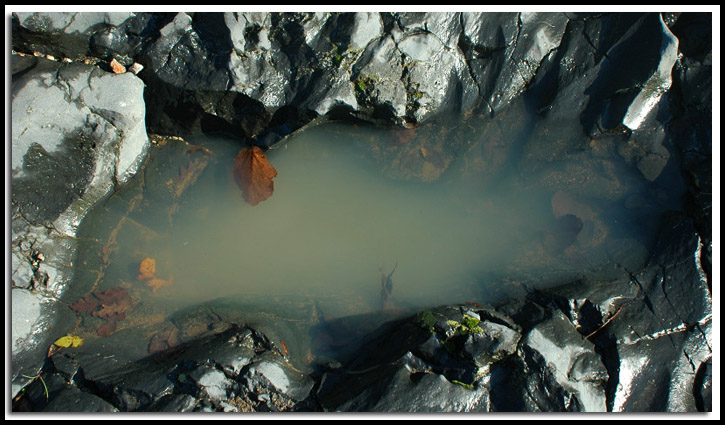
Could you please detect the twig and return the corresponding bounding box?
[21,373,48,400]
[585,305,624,340]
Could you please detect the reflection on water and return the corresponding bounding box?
[69,110,680,363]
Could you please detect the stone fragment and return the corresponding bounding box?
[110,57,126,73]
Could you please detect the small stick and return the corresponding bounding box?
[585,305,624,340]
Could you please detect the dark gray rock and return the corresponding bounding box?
[316,300,610,412]
[14,11,685,148]
[693,357,712,412]
[522,310,607,411]
[21,325,315,412]
[515,212,712,412]
[331,357,492,412]
[665,12,712,286]
[12,12,136,59]
[463,12,570,114]
[141,12,232,92]
[11,55,148,230]
[316,305,521,412]
[44,386,119,412]
[519,13,681,190]
[600,214,712,411]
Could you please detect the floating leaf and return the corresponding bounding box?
[232,146,278,206]
[53,335,84,348]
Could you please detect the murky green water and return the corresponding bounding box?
[67,109,678,365]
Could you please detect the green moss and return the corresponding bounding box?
[446,315,483,336]
[331,43,345,66]
[354,75,379,94]
[460,315,479,328]
[460,315,483,335]
[419,310,437,333]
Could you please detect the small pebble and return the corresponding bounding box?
[110,58,126,74]
[129,62,144,75]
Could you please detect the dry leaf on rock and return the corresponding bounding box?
[232,146,278,206]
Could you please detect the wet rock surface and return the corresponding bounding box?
[11,11,712,413]
[15,325,314,412]
[11,50,149,397]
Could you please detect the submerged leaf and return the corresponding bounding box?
[172,157,208,198]
[69,293,103,315]
[148,326,181,354]
[69,286,134,337]
[137,257,156,280]
[97,319,119,338]
[92,287,133,320]
[53,335,84,348]
[137,258,173,294]
[232,146,278,206]
[146,275,174,294]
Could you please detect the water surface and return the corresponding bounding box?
[68,112,677,363]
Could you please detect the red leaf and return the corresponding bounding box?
[148,326,181,354]
[232,146,278,206]
[69,286,133,337]
[97,319,118,337]
[69,294,102,315]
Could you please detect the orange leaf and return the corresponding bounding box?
[232,146,278,206]
[146,275,174,294]
[137,258,156,280]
